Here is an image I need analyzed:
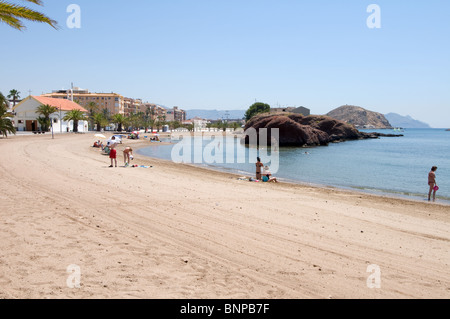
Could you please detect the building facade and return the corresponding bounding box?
[41,87,186,126]
[165,106,186,122]
[42,87,125,115]
[12,96,89,133]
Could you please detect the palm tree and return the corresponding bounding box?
[0,0,58,31]
[86,101,99,130]
[63,109,86,133]
[0,93,16,137]
[155,115,163,132]
[36,103,57,131]
[112,113,126,132]
[7,89,20,106]
[143,106,153,132]
[142,117,155,133]
[127,113,142,132]
[0,92,8,108]
[36,116,47,131]
[92,113,108,132]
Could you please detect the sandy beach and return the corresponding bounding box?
[0,132,449,299]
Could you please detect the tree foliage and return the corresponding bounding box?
[7,89,20,106]
[244,102,270,121]
[36,103,57,131]
[112,113,126,132]
[63,109,86,133]
[0,0,58,31]
[92,113,107,132]
[0,92,16,137]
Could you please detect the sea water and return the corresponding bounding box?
[137,129,450,204]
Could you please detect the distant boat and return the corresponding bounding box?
[393,127,404,132]
[446,129,450,131]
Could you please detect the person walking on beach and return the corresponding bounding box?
[428,166,438,201]
[123,147,133,167]
[109,136,118,167]
[255,157,264,180]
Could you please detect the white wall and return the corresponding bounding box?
[13,97,88,133]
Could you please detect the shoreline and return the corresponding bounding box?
[134,134,450,207]
[1,132,449,299]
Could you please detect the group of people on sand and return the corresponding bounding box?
[96,137,441,200]
[254,158,440,200]
[99,136,134,168]
[255,157,278,183]
[92,140,104,149]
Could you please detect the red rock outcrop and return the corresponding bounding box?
[242,113,400,146]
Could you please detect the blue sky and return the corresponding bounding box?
[1,0,449,127]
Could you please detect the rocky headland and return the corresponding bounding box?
[327,105,392,129]
[242,113,402,147]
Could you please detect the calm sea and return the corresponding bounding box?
[137,128,450,204]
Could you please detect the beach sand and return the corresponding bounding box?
[0,132,449,299]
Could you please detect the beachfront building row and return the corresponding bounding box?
[12,96,89,133]
[41,87,185,122]
[42,87,124,116]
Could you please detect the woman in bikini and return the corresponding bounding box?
[123,147,133,167]
[255,157,264,180]
[428,166,438,201]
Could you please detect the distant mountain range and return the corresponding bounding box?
[186,109,245,120]
[384,113,431,128]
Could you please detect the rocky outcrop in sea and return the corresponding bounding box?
[241,113,402,147]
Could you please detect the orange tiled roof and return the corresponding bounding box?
[32,96,88,112]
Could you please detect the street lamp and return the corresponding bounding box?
[51,115,54,139]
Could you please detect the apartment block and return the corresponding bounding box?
[166,106,186,122]
[42,87,125,115]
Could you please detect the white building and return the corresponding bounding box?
[191,117,208,130]
[12,96,89,133]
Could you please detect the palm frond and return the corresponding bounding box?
[0,1,58,30]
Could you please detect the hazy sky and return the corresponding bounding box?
[1,0,449,127]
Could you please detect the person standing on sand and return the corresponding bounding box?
[428,166,438,201]
[109,136,118,167]
[123,147,133,167]
[255,157,264,180]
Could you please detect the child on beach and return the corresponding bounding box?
[428,166,438,201]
